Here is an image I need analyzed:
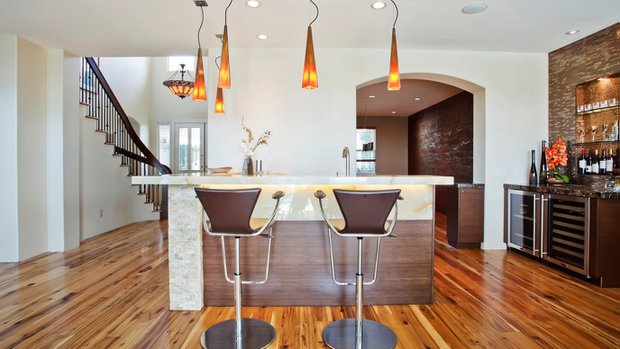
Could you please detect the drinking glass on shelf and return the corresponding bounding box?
[591,125,598,142]
[602,123,609,141]
[579,129,587,143]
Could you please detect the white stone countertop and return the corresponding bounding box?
[132,174,455,186]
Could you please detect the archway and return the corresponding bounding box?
[356,73,486,183]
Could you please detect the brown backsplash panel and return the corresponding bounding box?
[548,23,620,177]
[408,91,474,213]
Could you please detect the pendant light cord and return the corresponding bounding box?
[390,0,399,28]
[308,0,319,26]
[225,0,234,26]
[197,5,205,49]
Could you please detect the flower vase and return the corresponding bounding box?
[242,156,254,176]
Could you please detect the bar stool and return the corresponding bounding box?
[195,187,285,349]
[315,189,402,349]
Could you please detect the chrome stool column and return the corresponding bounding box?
[315,189,402,349]
[195,187,284,349]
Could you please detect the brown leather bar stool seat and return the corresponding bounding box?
[195,187,284,349]
[315,189,402,349]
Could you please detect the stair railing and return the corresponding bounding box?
[79,57,172,219]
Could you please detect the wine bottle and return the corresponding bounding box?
[606,148,614,173]
[600,149,607,175]
[540,140,548,185]
[586,150,592,174]
[615,147,620,175]
[592,149,600,174]
[529,149,538,186]
[578,149,586,175]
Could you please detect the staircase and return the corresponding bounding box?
[79,57,172,219]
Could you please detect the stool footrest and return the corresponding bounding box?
[201,318,275,349]
[322,318,396,349]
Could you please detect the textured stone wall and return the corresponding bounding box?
[548,23,620,176]
[408,91,474,213]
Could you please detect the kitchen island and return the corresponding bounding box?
[133,175,453,310]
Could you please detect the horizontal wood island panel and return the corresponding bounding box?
[203,220,434,306]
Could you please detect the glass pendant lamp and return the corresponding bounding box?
[302,0,319,89]
[193,3,207,101]
[387,0,400,91]
[218,0,233,89]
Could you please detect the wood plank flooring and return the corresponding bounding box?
[0,215,618,348]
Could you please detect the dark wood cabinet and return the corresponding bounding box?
[447,185,484,248]
[504,184,620,287]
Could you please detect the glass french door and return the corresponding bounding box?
[174,123,205,174]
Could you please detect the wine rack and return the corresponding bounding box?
[544,194,590,275]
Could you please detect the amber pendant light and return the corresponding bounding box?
[218,0,233,89]
[214,56,225,114]
[193,4,207,101]
[214,87,225,114]
[387,0,401,91]
[302,0,319,89]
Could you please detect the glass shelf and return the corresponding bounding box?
[576,105,619,116]
[573,140,620,146]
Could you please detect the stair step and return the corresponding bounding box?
[94,130,107,134]
[84,115,98,119]
[104,142,115,145]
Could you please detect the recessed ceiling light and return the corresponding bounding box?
[391,111,396,114]
[257,34,269,40]
[369,95,376,98]
[565,29,580,35]
[371,2,386,10]
[414,97,421,101]
[246,0,261,8]
[461,2,488,14]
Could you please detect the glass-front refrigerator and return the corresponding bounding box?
[506,189,542,256]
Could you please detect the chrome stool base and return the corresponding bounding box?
[322,318,397,349]
[200,318,276,349]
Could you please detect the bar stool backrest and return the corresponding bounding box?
[333,189,401,235]
[195,187,261,234]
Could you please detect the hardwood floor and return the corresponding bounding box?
[0,216,618,348]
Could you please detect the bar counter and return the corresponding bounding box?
[133,174,454,310]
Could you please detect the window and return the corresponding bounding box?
[157,124,171,167]
[356,128,376,175]
[167,56,195,71]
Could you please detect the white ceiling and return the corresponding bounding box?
[357,79,464,117]
[0,0,618,56]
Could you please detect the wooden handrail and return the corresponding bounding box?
[82,57,171,219]
[85,57,172,175]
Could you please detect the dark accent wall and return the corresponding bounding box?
[548,23,620,176]
[408,91,474,213]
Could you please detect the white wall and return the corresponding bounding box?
[202,47,548,249]
[99,57,152,142]
[79,106,158,240]
[59,54,81,251]
[0,35,19,262]
[17,38,49,260]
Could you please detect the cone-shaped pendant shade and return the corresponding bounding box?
[218,25,231,89]
[388,27,400,91]
[214,87,225,114]
[193,48,207,101]
[302,26,318,89]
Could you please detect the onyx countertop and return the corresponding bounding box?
[504,183,620,199]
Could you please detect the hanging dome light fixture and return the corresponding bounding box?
[163,64,194,99]
[301,0,319,89]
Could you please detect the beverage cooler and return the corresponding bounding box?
[506,189,542,256]
[543,194,591,275]
[506,189,592,276]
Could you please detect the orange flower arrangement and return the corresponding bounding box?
[545,138,569,183]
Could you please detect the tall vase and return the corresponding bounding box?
[242,156,254,176]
